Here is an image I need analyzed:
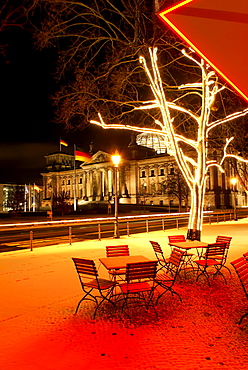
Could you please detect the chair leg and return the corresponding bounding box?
[222,265,232,276]
[155,285,182,306]
[213,268,227,284]
[239,312,248,325]
[93,289,116,319]
[75,288,97,314]
[195,268,210,285]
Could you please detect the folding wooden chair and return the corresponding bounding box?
[118,261,158,313]
[168,235,194,272]
[168,235,186,245]
[106,245,130,280]
[154,248,185,305]
[216,235,232,275]
[72,258,116,318]
[244,252,248,259]
[231,256,248,324]
[150,240,168,270]
[106,245,129,257]
[194,243,227,285]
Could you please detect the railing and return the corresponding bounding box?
[0,208,247,251]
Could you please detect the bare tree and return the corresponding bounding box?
[7,185,25,212]
[27,0,191,128]
[0,0,30,58]
[165,169,189,212]
[53,190,71,215]
[91,48,248,240]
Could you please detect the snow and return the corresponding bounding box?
[1,219,248,369]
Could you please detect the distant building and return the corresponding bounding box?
[0,183,42,213]
[41,135,246,211]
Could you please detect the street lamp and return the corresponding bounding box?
[111,150,121,238]
[230,177,237,221]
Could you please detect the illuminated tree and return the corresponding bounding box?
[91,48,248,240]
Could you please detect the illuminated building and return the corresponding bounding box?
[41,135,245,211]
[0,184,42,213]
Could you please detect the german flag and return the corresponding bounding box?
[60,138,68,147]
[75,150,92,162]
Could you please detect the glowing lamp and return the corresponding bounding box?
[230,178,237,186]
[111,151,121,167]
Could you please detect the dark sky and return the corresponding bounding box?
[0,28,131,185]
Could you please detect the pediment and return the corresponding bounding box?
[82,150,110,165]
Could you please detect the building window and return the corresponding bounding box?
[160,168,165,176]
[169,167,174,175]
[79,178,82,184]
[150,182,156,195]
[67,179,70,185]
[62,180,65,185]
[141,170,146,178]
[150,169,155,177]
[140,183,147,195]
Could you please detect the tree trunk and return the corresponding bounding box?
[186,184,205,241]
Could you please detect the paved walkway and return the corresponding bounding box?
[1,219,248,369]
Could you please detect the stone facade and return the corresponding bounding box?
[41,143,247,211]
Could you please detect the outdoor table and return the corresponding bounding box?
[168,241,209,277]
[168,240,209,259]
[99,255,153,299]
[99,255,152,272]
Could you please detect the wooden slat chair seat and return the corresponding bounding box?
[72,258,116,319]
[231,256,248,324]
[194,243,227,285]
[106,245,130,280]
[118,261,158,313]
[154,247,185,305]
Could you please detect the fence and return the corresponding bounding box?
[0,209,247,251]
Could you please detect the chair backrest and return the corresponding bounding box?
[231,256,248,299]
[149,240,166,261]
[106,245,129,257]
[216,236,232,263]
[126,261,158,283]
[168,235,186,244]
[205,243,227,263]
[216,235,232,249]
[72,257,98,287]
[167,247,185,275]
[243,252,248,259]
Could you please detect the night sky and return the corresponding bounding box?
[0,28,131,185]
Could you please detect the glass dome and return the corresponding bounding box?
[136,133,167,154]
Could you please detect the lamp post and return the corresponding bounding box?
[48,183,53,221]
[111,150,121,238]
[230,177,237,221]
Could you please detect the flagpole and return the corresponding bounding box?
[33,183,35,212]
[73,144,77,211]
[59,137,61,152]
[24,184,27,212]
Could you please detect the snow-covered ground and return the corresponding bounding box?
[1,219,248,369]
